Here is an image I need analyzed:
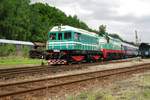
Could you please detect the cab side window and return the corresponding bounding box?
[74,32,80,41]
[64,32,71,40]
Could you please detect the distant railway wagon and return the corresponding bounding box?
[29,42,46,59]
[139,43,150,58]
[122,42,139,58]
[46,25,139,65]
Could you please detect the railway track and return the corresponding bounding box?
[0,62,149,98]
[0,63,91,79]
[0,58,135,80]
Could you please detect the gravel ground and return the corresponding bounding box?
[0,64,42,69]
[67,70,150,100]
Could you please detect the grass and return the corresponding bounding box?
[138,75,150,100]
[0,56,47,68]
[67,72,150,100]
[67,91,116,100]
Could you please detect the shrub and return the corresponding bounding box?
[0,44,32,57]
[0,44,16,56]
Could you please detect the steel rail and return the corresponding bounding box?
[0,62,149,98]
[0,58,133,78]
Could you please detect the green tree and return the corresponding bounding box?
[98,25,107,36]
[98,24,110,43]
[1,1,114,42]
[0,0,31,41]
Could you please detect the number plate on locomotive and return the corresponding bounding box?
[53,50,60,52]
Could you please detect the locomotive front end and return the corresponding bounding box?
[46,28,74,65]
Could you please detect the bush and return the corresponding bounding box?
[22,45,30,57]
[0,44,16,56]
[0,44,31,57]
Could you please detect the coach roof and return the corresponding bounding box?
[0,39,34,46]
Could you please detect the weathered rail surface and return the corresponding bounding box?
[0,62,149,98]
[0,58,135,80]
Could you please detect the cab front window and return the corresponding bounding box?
[58,33,62,40]
[49,33,56,40]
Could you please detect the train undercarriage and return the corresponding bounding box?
[46,50,103,65]
[46,50,128,65]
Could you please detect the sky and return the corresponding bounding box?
[32,0,150,43]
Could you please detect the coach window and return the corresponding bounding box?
[50,33,56,40]
[74,32,80,41]
[58,33,62,40]
[96,38,99,44]
[64,32,71,40]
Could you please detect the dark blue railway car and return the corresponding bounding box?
[139,43,150,58]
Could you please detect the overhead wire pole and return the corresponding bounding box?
[135,30,141,61]
[135,30,139,45]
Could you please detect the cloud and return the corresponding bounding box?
[32,0,150,43]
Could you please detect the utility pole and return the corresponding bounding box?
[135,30,138,45]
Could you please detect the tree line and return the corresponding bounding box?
[0,0,92,42]
[0,0,123,42]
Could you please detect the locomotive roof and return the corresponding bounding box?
[108,36,121,42]
[50,25,98,37]
[0,39,34,46]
